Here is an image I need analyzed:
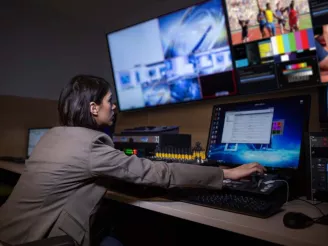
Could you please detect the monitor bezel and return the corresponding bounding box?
[318,85,328,128]
[26,127,51,158]
[105,0,237,113]
[205,94,312,171]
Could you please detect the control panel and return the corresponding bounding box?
[113,133,208,164]
[223,174,286,196]
[150,142,206,164]
[307,133,328,201]
[113,133,192,158]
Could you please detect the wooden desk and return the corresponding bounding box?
[0,161,25,174]
[105,190,328,246]
[1,161,327,246]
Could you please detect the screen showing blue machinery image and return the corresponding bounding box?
[206,95,310,169]
[107,0,236,111]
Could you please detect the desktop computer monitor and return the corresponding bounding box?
[27,128,50,157]
[206,95,311,170]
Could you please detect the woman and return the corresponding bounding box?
[257,9,267,38]
[257,0,281,37]
[238,15,250,43]
[0,75,266,246]
[278,0,299,32]
[275,1,286,34]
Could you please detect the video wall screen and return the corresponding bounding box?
[225,0,320,94]
[107,0,236,112]
[106,0,327,111]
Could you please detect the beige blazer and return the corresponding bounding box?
[0,127,224,246]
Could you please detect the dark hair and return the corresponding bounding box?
[58,75,111,129]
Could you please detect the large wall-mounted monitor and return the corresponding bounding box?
[225,0,320,94]
[106,0,237,112]
[206,95,311,170]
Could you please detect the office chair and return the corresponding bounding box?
[0,236,75,246]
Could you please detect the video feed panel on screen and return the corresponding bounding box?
[206,96,310,170]
[107,0,236,111]
[309,0,328,26]
[225,0,320,94]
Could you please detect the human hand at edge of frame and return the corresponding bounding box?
[222,162,267,180]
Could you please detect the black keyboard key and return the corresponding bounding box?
[167,189,285,218]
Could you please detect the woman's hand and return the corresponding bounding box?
[222,162,266,180]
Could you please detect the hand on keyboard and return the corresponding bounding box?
[222,162,266,180]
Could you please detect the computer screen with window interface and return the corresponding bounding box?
[206,95,310,170]
[27,128,50,157]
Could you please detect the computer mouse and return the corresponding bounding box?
[283,212,314,229]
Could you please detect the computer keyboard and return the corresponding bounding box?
[104,171,287,219]
[167,186,286,218]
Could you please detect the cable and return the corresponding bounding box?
[315,214,328,224]
[273,179,290,204]
[272,180,325,217]
[271,181,328,223]
[288,198,328,223]
[296,198,326,217]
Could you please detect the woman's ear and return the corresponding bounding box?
[90,102,99,116]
